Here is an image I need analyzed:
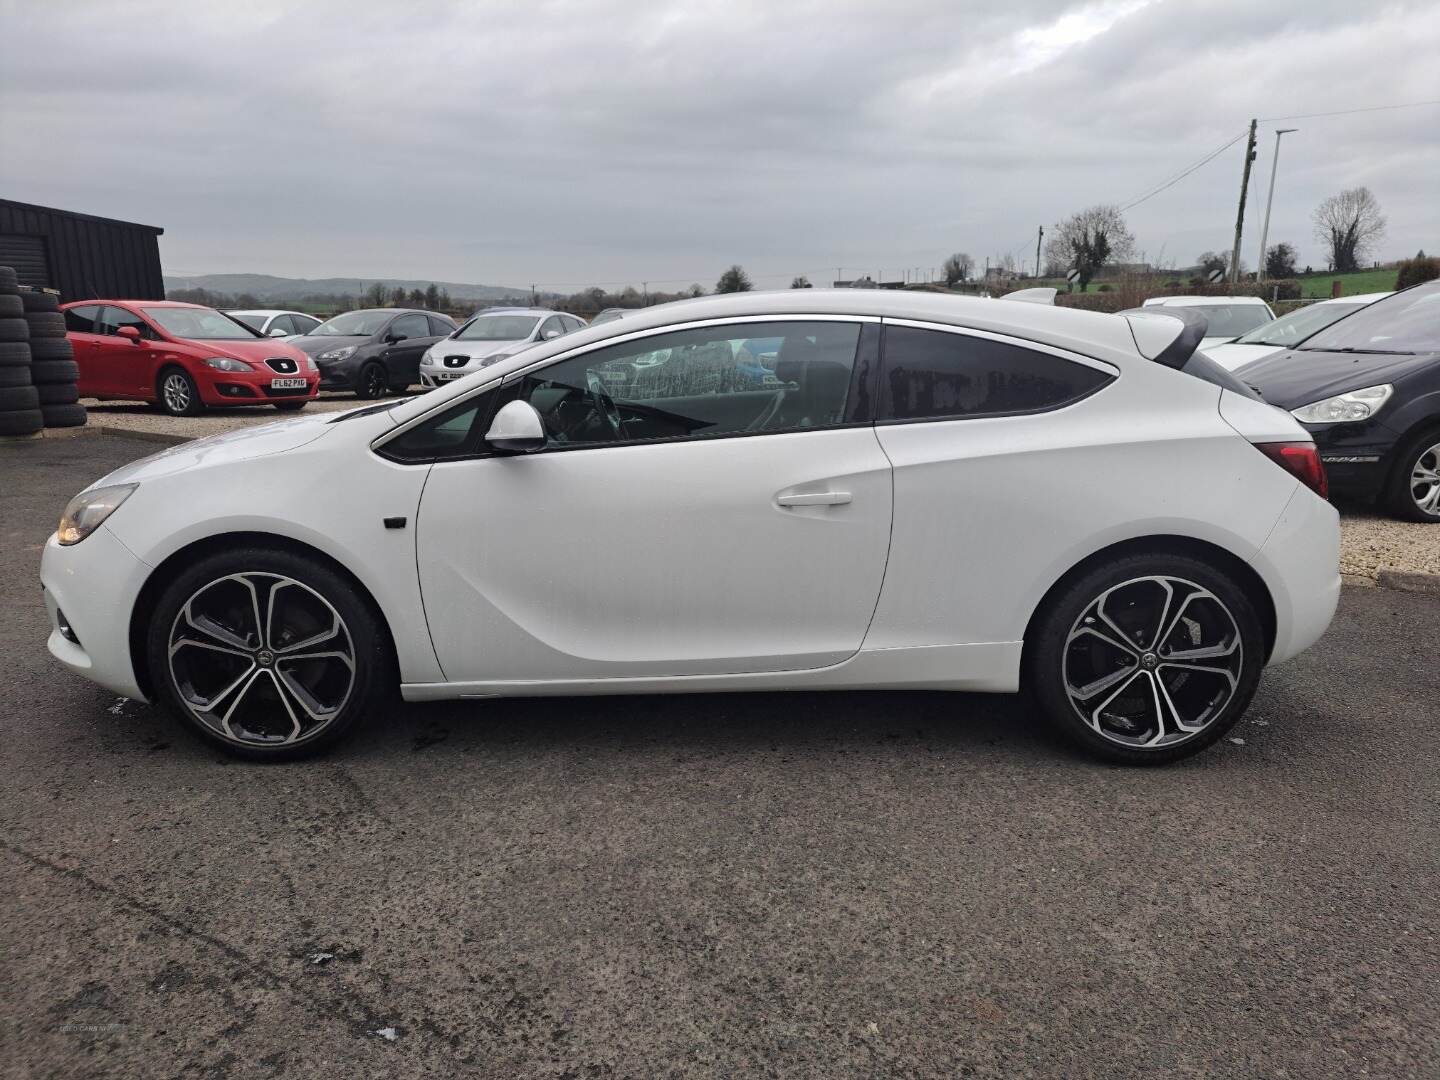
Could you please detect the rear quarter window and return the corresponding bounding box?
[879,325,1113,421]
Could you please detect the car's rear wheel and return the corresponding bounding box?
[157,367,203,416]
[1027,553,1264,765]
[1384,428,1440,523]
[355,362,387,400]
[145,547,390,760]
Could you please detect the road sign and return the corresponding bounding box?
[1065,268,1081,283]
[1207,268,1225,283]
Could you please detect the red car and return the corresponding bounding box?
[60,300,319,416]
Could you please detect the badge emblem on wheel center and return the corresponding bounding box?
[1140,652,1159,670]
[257,649,276,668]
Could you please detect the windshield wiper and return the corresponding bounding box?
[1297,346,1415,355]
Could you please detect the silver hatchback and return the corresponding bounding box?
[419,308,586,387]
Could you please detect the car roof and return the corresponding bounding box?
[60,299,206,309]
[470,307,554,316]
[1315,291,1392,305]
[1142,295,1270,306]
[225,308,314,317]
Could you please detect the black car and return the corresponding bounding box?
[1241,281,1440,522]
[292,308,457,398]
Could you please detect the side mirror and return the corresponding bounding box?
[385,332,406,344]
[485,399,546,453]
[268,327,288,337]
[116,325,143,343]
[542,328,562,340]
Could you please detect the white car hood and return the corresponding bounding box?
[1200,340,1283,372]
[88,407,393,488]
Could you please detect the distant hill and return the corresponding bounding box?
[163,273,532,303]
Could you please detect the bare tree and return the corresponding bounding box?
[1043,205,1136,291]
[942,252,974,286]
[1312,186,1386,272]
[715,265,752,293]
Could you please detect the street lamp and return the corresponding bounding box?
[1256,128,1298,283]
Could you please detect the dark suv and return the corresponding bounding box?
[292,308,457,398]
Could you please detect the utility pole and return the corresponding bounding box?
[1229,118,1258,286]
[530,284,536,304]
[642,281,648,305]
[1035,225,1044,282]
[1256,128,1298,282]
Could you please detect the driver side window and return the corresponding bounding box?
[514,320,862,450]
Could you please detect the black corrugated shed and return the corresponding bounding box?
[0,199,164,302]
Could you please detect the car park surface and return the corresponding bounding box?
[2,432,1437,1079]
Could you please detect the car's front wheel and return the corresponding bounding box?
[355,362,388,400]
[156,368,203,417]
[145,547,391,759]
[1385,427,1440,523]
[1026,553,1264,765]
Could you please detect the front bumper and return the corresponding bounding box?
[40,526,152,701]
[1304,417,1401,498]
[201,375,318,406]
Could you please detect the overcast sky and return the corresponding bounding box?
[2,0,1437,289]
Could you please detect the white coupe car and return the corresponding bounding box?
[42,291,1339,764]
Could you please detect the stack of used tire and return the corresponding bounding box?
[20,285,86,428]
[0,266,44,437]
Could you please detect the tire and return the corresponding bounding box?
[0,295,20,318]
[354,362,388,400]
[23,311,65,339]
[0,266,16,291]
[0,408,43,436]
[0,367,31,388]
[29,359,79,385]
[0,386,39,412]
[0,341,30,366]
[1384,426,1440,523]
[37,382,79,405]
[19,290,59,313]
[1025,552,1264,765]
[29,338,74,362]
[144,546,391,760]
[40,402,87,428]
[156,367,202,416]
[0,318,28,342]
[273,401,307,412]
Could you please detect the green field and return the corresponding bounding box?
[1294,269,1397,298]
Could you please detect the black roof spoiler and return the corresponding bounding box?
[1120,307,1210,369]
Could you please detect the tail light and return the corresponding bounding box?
[1254,441,1328,500]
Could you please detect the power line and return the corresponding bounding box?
[1258,98,1440,123]
[1118,130,1249,212]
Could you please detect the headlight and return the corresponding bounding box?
[57,484,138,546]
[318,346,356,362]
[1290,384,1394,423]
[203,357,253,372]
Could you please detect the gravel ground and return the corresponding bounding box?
[3,434,1438,1079]
[1333,499,1440,581]
[79,394,366,439]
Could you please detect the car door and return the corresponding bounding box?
[407,317,892,684]
[91,305,160,398]
[63,305,107,395]
[380,312,436,388]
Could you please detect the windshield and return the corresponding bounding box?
[1183,304,1272,338]
[142,307,261,340]
[1234,301,1368,347]
[310,310,392,337]
[1300,285,1440,354]
[456,315,539,341]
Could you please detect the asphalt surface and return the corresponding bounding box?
[2,433,1437,1079]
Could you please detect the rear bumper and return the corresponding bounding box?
[1250,486,1342,666]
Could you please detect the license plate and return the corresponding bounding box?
[271,378,307,389]
[436,372,465,381]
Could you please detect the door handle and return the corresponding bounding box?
[777,491,852,507]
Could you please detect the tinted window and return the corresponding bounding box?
[268,315,296,335]
[380,396,489,462]
[65,305,102,333]
[1300,284,1440,354]
[515,320,861,449]
[427,314,454,336]
[539,316,565,340]
[880,326,1111,421]
[294,314,322,334]
[390,313,430,340]
[230,313,266,330]
[96,305,160,340]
